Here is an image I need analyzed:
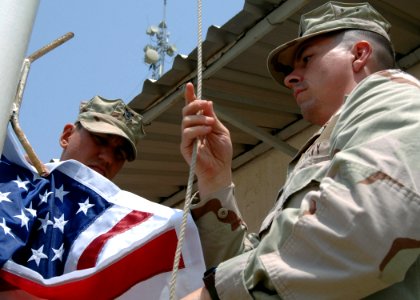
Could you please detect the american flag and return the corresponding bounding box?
[0,129,205,299]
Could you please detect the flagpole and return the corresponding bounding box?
[0,0,40,154]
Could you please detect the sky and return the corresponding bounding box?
[19,0,244,162]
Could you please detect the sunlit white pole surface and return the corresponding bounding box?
[0,0,39,153]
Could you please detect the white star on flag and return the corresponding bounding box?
[26,202,37,217]
[28,245,48,266]
[0,191,11,203]
[52,244,65,262]
[13,176,30,191]
[39,190,53,204]
[38,212,53,233]
[14,209,30,231]
[0,217,14,238]
[55,184,69,202]
[53,214,68,233]
[77,198,95,215]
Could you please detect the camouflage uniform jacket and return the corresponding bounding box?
[191,69,420,299]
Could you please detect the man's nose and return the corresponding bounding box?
[283,70,302,89]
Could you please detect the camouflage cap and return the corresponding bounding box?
[267,1,392,85]
[77,95,145,161]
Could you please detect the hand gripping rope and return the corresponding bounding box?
[169,0,203,298]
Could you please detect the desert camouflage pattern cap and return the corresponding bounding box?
[267,1,392,85]
[77,95,145,161]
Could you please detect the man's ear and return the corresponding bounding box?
[59,124,75,149]
[351,41,372,72]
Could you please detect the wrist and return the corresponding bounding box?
[203,267,220,300]
[198,172,232,199]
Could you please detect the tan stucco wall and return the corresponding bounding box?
[232,125,318,232]
[232,63,420,233]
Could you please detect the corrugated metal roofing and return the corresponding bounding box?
[113,0,420,206]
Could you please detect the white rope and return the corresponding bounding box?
[169,0,203,298]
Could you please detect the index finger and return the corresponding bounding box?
[184,82,197,105]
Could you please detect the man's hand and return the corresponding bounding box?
[180,83,233,197]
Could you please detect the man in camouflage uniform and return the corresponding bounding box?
[180,1,420,299]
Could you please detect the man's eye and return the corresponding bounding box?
[302,55,312,63]
[93,135,107,145]
[115,149,127,161]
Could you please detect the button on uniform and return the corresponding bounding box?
[217,208,228,219]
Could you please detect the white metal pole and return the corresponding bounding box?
[0,0,40,154]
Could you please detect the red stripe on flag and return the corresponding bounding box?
[0,229,184,300]
[77,210,152,270]
[0,278,17,292]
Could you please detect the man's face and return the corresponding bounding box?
[60,124,128,179]
[283,35,356,125]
